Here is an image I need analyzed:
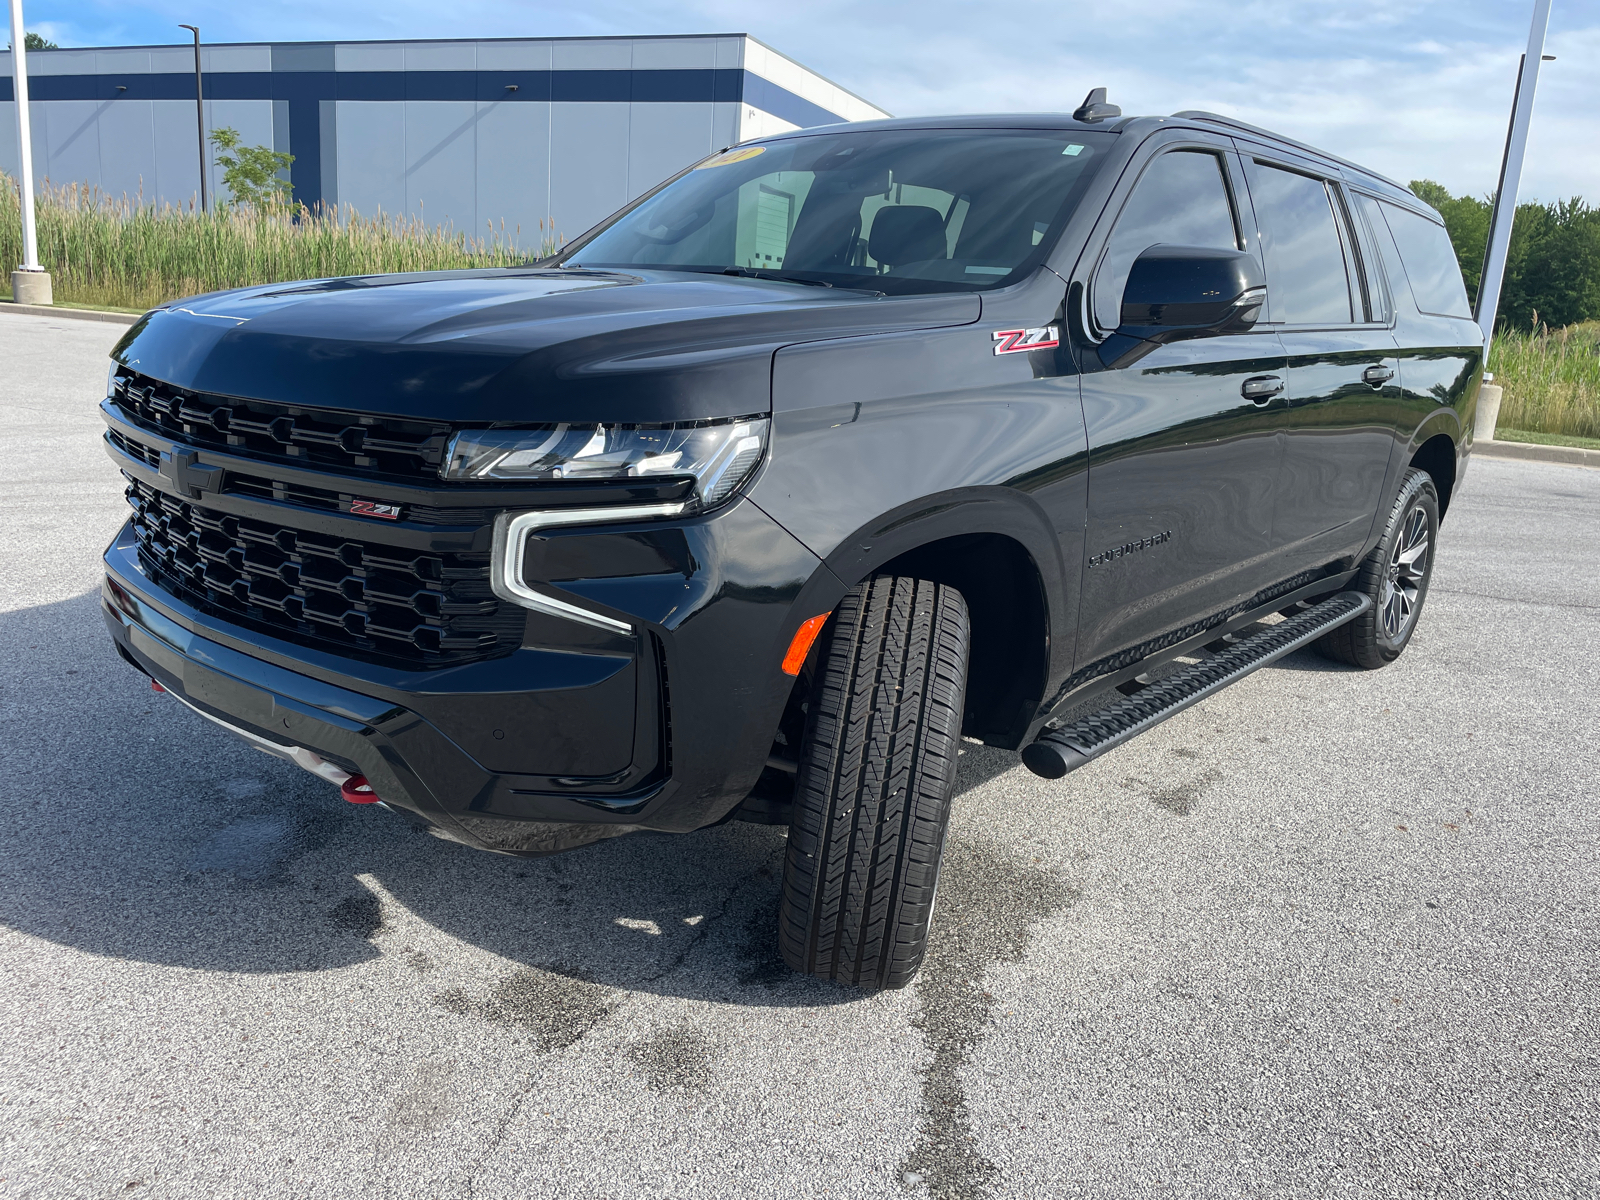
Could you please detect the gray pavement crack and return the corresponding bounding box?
[641,839,787,987]
[454,843,783,1198]
[899,839,1077,1199]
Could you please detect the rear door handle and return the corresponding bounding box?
[1363,365,1395,385]
[1241,375,1284,404]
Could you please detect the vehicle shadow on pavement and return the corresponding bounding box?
[1265,647,1360,673]
[0,590,1016,1006]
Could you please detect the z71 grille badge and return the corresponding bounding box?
[349,499,403,520]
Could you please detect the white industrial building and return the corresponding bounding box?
[0,34,888,248]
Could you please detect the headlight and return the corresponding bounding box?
[442,416,769,512]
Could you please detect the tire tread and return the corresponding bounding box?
[778,576,969,989]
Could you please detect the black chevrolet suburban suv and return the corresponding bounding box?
[101,99,1483,989]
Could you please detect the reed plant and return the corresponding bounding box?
[1,174,562,312]
[1489,319,1600,441]
[11,170,1592,444]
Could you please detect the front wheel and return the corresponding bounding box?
[1317,467,1439,669]
[778,576,970,990]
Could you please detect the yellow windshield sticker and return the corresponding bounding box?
[696,145,767,169]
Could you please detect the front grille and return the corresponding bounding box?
[113,371,451,483]
[124,476,522,665]
[106,428,496,527]
[223,473,496,527]
[108,427,161,470]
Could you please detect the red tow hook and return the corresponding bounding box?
[340,775,382,805]
[150,679,166,693]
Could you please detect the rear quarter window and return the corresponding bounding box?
[1379,201,1473,319]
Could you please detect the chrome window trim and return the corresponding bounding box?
[491,502,689,635]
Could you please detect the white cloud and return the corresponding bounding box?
[24,0,1600,200]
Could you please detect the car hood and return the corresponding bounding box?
[111,269,982,423]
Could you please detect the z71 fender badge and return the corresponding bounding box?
[992,325,1061,355]
[349,499,402,520]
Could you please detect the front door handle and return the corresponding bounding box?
[1363,364,1395,386]
[1241,375,1284,405]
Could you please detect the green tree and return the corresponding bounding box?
[1411,179,1600,331]
[208,127,295,208]
[23,32,59,50]
[1499,197,1600,330]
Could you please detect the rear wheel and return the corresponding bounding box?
[1317,467,1439,669]
[778,575,970,990]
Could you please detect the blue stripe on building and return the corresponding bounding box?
[0,68,847,207]
[740,74,848,132]
[0,67,839,111]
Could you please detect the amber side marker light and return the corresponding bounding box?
[782,613,831,676]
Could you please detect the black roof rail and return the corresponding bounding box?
[1170,110,1415,199]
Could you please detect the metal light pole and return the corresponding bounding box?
[179,23,207,212]
[7,0,50,303]
[1475,0,1553,351]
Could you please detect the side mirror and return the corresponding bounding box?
[1117,245,1266,344]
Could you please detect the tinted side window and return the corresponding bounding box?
[1249,163,1353,325]
[1094,150,1239,332]
[1379,202,1473,319]
[1352,192,1411,314]
[1343,188,1391,324]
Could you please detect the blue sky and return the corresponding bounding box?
[21,0,1600,203]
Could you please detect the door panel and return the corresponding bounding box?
[1351,190,1483,515]
[1238,154,1399,574]
[1276,330,1401,572]
[1077,331,1288,667]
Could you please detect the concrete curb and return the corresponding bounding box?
[1476,439,1600,470]
[1,301,139,326]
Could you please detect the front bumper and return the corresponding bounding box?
[104,492,843,854]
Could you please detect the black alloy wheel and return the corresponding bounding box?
[1381,500,1432,642]
[1316,466,1440,669]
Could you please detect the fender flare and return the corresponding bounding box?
[785,487,1072,739]
[815,485,1066,601]
[1409,405,1462,456]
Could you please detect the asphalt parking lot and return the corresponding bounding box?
[1,309,1596,1200]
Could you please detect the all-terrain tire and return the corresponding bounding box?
[1316,467,1440,669]
[778,576,970,990]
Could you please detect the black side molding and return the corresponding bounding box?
[1021,591,1372,779]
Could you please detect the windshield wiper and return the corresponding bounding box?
[558,262,883,295]
[721,267,832,288]
[720,267,887,297]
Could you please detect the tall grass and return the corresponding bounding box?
[1489,320,1600,441]
[9,172,1590,443]
[1,175,563,311]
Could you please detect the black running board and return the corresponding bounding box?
[1021,590,1372,779]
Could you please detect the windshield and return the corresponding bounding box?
[557,128,1115,295]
